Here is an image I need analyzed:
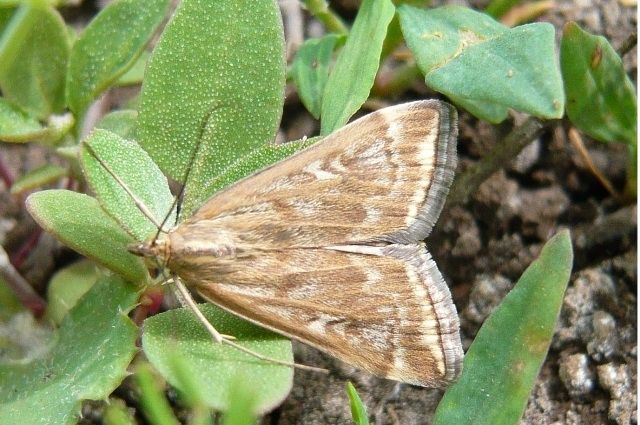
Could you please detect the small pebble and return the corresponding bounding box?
[463,274,512,325]
[587,310,619,361]
[597,363,635,424]
[558,352,595,398]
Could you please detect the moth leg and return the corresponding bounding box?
[173,278,326,373]
[173,278,227,343]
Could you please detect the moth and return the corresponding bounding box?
[130,100,463,388]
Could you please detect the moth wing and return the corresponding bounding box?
[190,244,463,387]
[185,100,457,246]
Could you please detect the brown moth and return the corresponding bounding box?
[131,100,463,387]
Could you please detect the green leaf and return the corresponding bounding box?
[104,399,137,425]
[399,5,565,123]
[289,34,343,119]
[485,0,522,18]
[115,50,150,86]
[0,97,46,143]
[10,164,67,194]
[0,275,138,425]
[300,0,348,34]
[137,0,286,218]
[346,382,369,425]
[0,5,69,119]
[135,362,181,425]
[66,0,169,118]
[320,0,395,135]
[45,259,99,325]
[80,129,175,241]
[0,7,15,32]
[25,190,147,283]
[96,109,138,139]
[222,378,258,425]
[0,276,23,321]
[433,230,573,425]
[196,138,318,206]
[142,304,293,414]
[561,22,637,146]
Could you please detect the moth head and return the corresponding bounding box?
[128,237,171,279]
[127,236,170,262]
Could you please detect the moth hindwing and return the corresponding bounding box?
[136,100,464,387]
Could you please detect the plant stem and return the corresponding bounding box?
[446,116,550,207]
[618,31,637,57]
[0,244,46,316]
[302,0,348,34]
[0,153,13,188]
[10,228,41,269]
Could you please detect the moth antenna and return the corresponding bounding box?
[154,188,183,243]
[173,279,328,374]
[153,102,222,241]
[83,142,167,232]
[175,203,182,225]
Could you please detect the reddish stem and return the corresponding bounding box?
[0,154,14,189]
[10,228,42,269]
[132,287,165,325]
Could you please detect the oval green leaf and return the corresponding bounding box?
[115,50,150,87]
[221,378,258,425]
[66,0,169,118]
[134,362,181,425]
[45,259,99,325]
[290,34,343,119]
[196,137,317,206]
[137,0,286,218]
[10,164,67,194]
[25,189,146,283]
[96,109,138,139]
[0,5,69,119]
[80,129,175,241]
[0,275,138,425]
[0,97,46,143]
[434,230,573,425]
[320,0,395,135]
[346,382,370,425]
[399,5,565,123]
[142,303,293,414]
[561,22,637,146]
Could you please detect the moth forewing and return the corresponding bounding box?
[140,100,464,387]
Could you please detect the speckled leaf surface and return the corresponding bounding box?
[25,190,146,283]
[143,304,293,414]
[80,129,175,241]
[137,0,286,218]
[194,138,317,209]
[0,5,69,119]
[66,0,169,118]
[0,276,138,425]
